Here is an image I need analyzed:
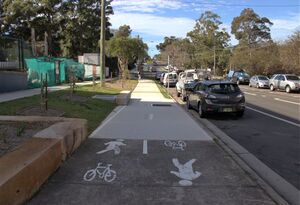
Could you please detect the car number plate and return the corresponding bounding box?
[223,108,233,112]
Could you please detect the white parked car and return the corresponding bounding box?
[269,74,300,93]
[163,72,178,87]
[176,69,198,101]
[249,75,269,88]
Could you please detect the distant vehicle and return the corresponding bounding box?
[155,71,162,80]
[249,75,269,88]
[160,73,166,84]
[186,81,245,118]
[176,69,198,101]
[225,70,250,85]
[269,74,300,93]
[163,72,178,87]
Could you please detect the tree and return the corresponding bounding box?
[59,0,113,57]
[114,25,131,38]
[156,36,178,52]
[107,26,148,81]
[187,11,230,73]
[279,31,300,74]
[231,8,273,47]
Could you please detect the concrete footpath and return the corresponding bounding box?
[28,80,276,205]
[0,79,117,103]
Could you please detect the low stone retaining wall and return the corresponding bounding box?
[0,116,87,205]
[116,90,131,105]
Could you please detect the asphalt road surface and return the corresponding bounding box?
[168,84,300,190]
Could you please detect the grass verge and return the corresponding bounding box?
[0,80,138,134]
[155,81,172,99]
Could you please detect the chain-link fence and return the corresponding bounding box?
[0,36,32,71]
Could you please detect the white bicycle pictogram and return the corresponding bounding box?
[164,140,186,150]
[83,162,116,182]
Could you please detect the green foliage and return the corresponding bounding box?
[107,25,148,79]
[0,0,113,57]
[114,25,131,38]
[231,8,273,46]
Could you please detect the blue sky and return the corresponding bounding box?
[110,0,300,57]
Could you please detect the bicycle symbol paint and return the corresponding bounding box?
[83,162,116,183]
[164,140,186,150]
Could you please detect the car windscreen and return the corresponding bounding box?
[168,74,177,79]
[238,72,250,78]
[258,76,268,80]
[186,72,194,78]
[208,84,240,94]
[286,75,299,80]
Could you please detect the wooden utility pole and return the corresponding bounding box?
[100,0,106,86]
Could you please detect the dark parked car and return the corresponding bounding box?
[186,81,245,118]
[225,70,250,85]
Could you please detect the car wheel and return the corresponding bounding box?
[181,89,186,101]
[270,84,274,91]
[285,85,291,93]
[198,103,206,118]
[176,89,180,97]
[236,111,244,118]
[186,98,191,110]
[256,84,259,89]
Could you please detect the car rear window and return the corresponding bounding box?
[168,74,177,79]
[208,84,240,94]
[286,75,299,80]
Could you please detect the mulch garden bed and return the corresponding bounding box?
[0,121,55,157]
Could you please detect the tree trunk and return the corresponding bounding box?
[31,28,36,57]
[44,31,48,56]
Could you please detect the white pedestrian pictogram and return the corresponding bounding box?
[83,162,116,182]
[170,158,201,186]
[97,139,126,155]
[164,140,186,150]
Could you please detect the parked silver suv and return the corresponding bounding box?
[269,74,300,93]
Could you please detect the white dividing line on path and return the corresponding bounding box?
[246,106,300,128]
[243,92,257,96]
[143,140,148,154]
[274,98,300,105]
[90,106,126,137]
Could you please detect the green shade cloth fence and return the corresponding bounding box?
[25,57,84,88]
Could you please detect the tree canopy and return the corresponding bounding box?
[107,25,148,80]
[0,0,113,57]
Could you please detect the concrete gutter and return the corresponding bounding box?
[0,116,88,205]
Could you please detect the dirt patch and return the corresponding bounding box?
[16,107,65,117]
[105,80,137,91]
[60,94,88,103]
[0,121,54,157]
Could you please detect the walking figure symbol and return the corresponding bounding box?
[164,140,186,150]
[83,162,116,182]
[97,139,126,155]
[170,158,201,186]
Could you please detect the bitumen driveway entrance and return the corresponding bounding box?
[29,138,275,205]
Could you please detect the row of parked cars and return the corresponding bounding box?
[225,70,300,93]
[156,69,299,119]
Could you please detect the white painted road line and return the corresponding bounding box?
[143,140,148,154]
[274,98,300,105]
[247,106,300,128]
[244,92,257,96]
